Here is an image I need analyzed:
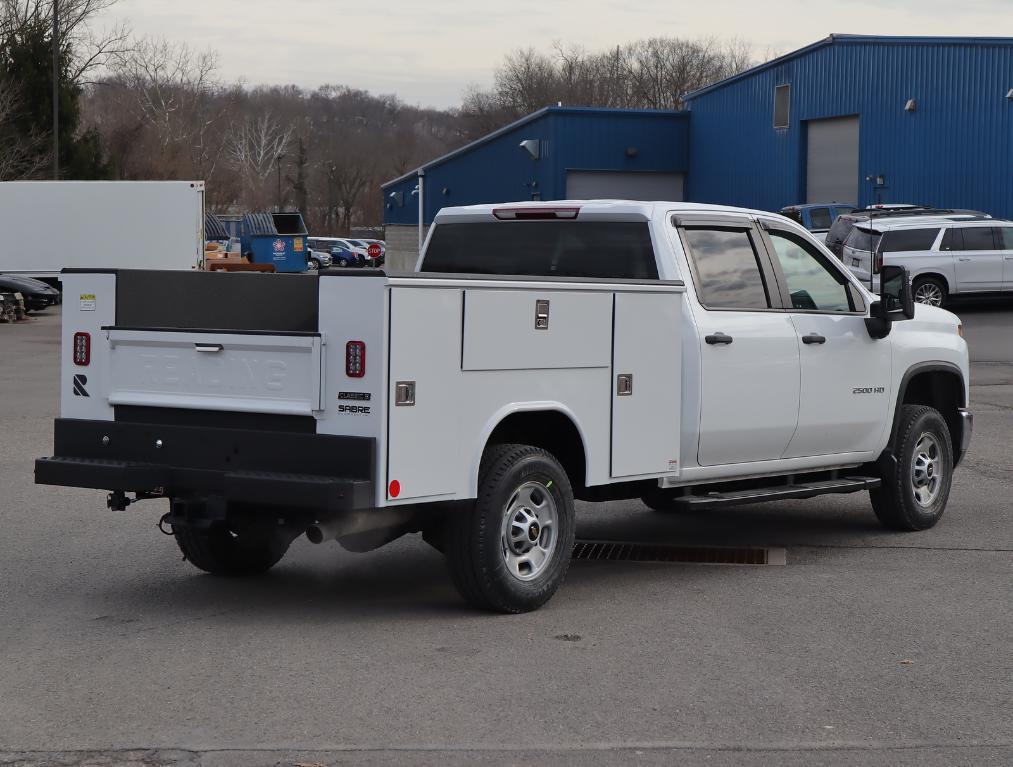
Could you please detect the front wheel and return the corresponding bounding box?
[444,444,576,613]
[912,276,947,308]
[871,405,954,531]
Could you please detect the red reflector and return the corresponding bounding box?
[73,332,90,366]
[389,480,401,498]
[345,341,366,378]
[493,207,580,221]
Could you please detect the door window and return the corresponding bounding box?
[681,227,771,310]
[768,229,854,312]
[808,207,832,230]
[960,227,997,251]
[940,227,962,251]
[997,227,1013,249]
[879,228,941,253]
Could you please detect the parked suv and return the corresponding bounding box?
[841,215,1013,306]
[824,207,989,260]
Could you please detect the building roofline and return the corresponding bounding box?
[683,34,1013,101]
[381,106,686,189]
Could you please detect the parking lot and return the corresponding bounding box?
[1,302,1011,766]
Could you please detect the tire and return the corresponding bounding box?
[174,523,290,576]
[912,276,947,308]
[307,259,320,271]
[337,257,349,268]
[871,405,953,531]
[444,443,576,613]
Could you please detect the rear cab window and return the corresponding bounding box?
[421,221,659,279]
[808,207,832,230]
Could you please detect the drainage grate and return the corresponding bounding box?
[571,540,786,566]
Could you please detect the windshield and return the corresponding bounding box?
[844,227,882,253]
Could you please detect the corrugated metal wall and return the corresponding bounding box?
[687,39,1013,218]
[382,108,689,225]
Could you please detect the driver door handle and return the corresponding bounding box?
[802,333,826,345]
[705,332,733,345]
[957,257,972,262]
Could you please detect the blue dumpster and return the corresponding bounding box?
[240,212,309,273]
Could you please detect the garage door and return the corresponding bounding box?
[806,116,859,204]
[566,171,684,202]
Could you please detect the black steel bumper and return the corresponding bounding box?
[35,418,375,512]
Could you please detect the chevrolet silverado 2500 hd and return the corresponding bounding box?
[36,201,972,613]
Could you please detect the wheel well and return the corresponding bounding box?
[485,411,587,491]
[900,369,964,453]
[912,273,949,292]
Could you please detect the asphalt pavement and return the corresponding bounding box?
[1,301,1010,767]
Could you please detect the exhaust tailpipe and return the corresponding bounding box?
[305,509,419,545]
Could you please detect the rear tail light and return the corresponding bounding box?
[73,332,90,365]
[873,252,883,274]
[345,341,365,378]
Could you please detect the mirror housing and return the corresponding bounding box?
[866,264,915,338]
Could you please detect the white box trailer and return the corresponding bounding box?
[0,181,205,280]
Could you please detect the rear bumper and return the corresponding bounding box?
[35,418,375,512]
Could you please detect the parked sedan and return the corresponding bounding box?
[0,274,60,311]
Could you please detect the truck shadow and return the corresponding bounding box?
[98,500,898,621]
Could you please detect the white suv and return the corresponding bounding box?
[841,215,1012,306]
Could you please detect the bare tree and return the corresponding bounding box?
[0,79,48,178]
[1,0,131,82]
[226,111,293,209]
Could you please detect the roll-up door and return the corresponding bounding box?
[566,171,684,201]
[806,116,859,204]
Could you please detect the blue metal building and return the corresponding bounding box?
[382,36,1013,267]
[381,107,688,267]
[685,35,1013,216]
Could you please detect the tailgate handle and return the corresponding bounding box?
[194,343,224,353]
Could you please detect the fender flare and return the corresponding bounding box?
[468,402,591,497]
[887,360,966,453]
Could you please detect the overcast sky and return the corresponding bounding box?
[99,0,1012,109]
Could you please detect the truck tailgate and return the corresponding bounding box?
[105,328,324,416]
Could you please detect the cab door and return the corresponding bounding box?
[675,216,801,466]
[995,225,1013,290]
[759,222,890,458]
[945,225,1004,292]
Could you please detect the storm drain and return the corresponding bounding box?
[571,540,786,566]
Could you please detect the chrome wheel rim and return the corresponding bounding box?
[914,282,943,306]
[911,432,943,507]
[500,481,558,582]
[307,260,319,271]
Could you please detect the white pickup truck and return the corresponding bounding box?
[36,201,972,613]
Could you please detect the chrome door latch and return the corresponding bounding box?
[395,381,416,406]
[534,299,550,329]
[617,374,633,396]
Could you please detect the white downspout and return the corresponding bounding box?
[417,169,425,258]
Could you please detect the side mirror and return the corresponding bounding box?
[866,264,914,338]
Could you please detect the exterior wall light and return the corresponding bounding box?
[519,139,540,160]
[1007,88,1013,99]
[625,147,639,158]
[905,99,917,112]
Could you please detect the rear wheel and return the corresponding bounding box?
[444,443,576,613]
[912,276,946,308]
[174,522,291,576]
[871,405,953,531]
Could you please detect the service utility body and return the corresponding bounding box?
[36,201,972,613]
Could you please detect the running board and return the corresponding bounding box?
[676,476,881,510]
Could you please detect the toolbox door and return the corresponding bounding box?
[610,292,682,478]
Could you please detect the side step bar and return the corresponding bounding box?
[676,476,881,510]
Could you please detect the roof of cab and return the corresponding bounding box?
[434,199,780,221]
